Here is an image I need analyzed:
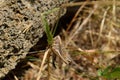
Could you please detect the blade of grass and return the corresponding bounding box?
[41,14,53,45]
[52,9,61,36]
[41,8,60,45]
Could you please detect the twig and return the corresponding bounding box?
[37,49,50,80]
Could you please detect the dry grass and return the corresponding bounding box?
[8,0,120,80]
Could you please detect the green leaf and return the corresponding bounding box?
[99,66,120,79]
[109,67,120,79]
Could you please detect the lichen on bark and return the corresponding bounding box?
[0,0,68,78]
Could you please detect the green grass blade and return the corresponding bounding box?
[41,8,60,45]
[41,14,53,45]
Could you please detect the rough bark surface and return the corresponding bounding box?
[0,0,67,78]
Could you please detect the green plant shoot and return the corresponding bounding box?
[41,8,60,45]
